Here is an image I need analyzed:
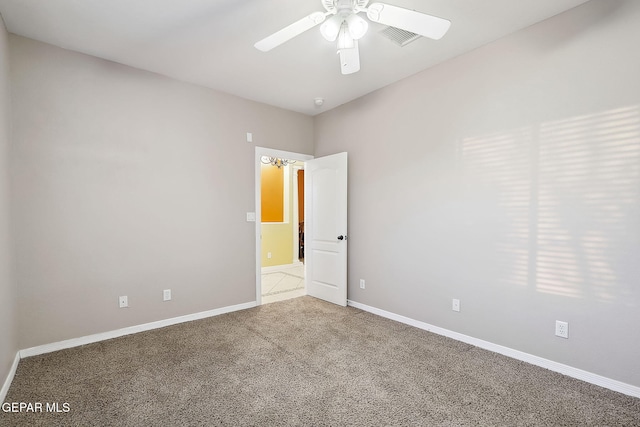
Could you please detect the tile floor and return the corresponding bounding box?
[261,263,306,304]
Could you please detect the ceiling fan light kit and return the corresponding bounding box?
[345,14,369,39]
[320,15,343,41]
[255,0,451,75]
[337,23,356,50]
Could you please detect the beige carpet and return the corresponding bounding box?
[2,296,639,426]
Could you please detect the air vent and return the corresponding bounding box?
[379,26,421,47]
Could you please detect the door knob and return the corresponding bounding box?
[337,235,347,241]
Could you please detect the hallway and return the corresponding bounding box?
[261,264,305,304]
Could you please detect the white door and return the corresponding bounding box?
[304,152,348,306]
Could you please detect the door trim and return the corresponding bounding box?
[255,147,313,305]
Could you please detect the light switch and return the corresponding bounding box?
[246,132,253,143]
[246,212,256,222]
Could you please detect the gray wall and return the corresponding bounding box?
[0,15,17,385]
[315,0,640,387]
[9,36,313,349]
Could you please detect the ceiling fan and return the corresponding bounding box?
[254,0,451,75]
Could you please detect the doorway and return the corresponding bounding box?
[255,148,313,305]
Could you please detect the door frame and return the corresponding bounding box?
[255,147,313,305]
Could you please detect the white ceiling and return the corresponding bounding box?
[0,0,590,116]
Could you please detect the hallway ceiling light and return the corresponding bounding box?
[261,156,296,168]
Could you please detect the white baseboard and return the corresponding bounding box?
[347,299,640,399]
[0,352,20,403]
[19,301,257,359]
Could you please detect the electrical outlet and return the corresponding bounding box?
[555,321,569,338]
[267,252,272,259]
[119,295,128,308]
[452,298,460,312]
[360,279,365,289]
[163,289,171,301]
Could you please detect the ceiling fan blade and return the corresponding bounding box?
[339,41,360,75]
[255,11,327,52]
[366,3,450,40]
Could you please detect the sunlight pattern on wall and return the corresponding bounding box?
[460,105,640,301]
[460,128,532,288]
[537,106,640,300]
